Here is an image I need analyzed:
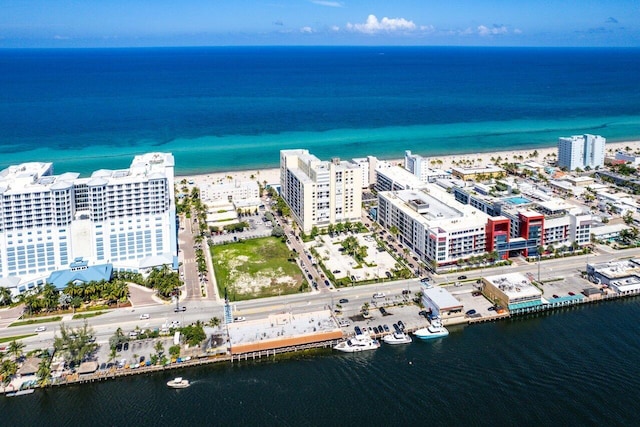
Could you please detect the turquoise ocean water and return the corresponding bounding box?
[1,47,639,175]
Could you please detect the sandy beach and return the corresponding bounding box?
[177,141,640,189]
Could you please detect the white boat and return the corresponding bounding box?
[167,377,190,389]
[6,389,35,397]
[414,317,449,340]
[383,331,412,345]
[334,334,380,353]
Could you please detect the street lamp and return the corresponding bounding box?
[537,254,541,283]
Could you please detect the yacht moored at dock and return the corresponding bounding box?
[382,331,412,345]
[334,334,380,353]
[414,317,449,340]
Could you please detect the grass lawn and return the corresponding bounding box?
[0,334,37,343]
[10,316,63,327]
[72,311,106,320]
[211,237,305,301]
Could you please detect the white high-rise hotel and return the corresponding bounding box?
[0,153,177,293]
[557,134,606,171]
[280,149,362,233]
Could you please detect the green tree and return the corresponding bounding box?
[169,345,181,358]
[180,324,206,347]
[54,322,98,366]
[0,359,18,385]
[623,211,634,225]
[0,287,12,306]
[7,340,25,361]
[37,356,52,387]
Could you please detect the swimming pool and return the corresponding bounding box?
[504,196,532,205]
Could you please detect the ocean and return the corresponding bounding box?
[3,299,640,426]
[1,46,640,175]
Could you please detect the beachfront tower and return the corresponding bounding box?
[557,134,606,171]
[0,153,177,296]
[280,149,362,233]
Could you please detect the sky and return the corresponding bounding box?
[1,0,639,48]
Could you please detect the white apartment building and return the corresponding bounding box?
[557,134,606,170]
[375,165,427,193]
[404,150,449,183]
[0,153,177,294]
[280,149,362,233]
[200,181,260,203]
[350,156,379,189]
[377,185,489,267]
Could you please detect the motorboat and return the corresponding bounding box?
[334,334,380,353]
[383,331,412,345]
[167,377,190,389]
[414,317,449,340]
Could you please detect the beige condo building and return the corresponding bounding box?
[280,149,362,233]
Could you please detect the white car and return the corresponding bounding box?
[234,316,246,322]
[139,313,150,320]
[372,292,386,299]
[34,326,47,332]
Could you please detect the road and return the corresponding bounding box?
[3,245,637,351]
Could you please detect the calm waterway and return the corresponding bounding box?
[3,298,640,426]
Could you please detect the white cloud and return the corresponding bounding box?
[300,26,314,34]
[477,24,508,36]
[346,14,417,34]
[331,25,340,32]
[310,0,343,7]
[513,28,522,34]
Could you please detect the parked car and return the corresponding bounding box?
[383,324,390,332]
[234,316,246,322]
[397,320,405,330]
[568,292,576,296]
[552,294,559,298]
[488,306,496,311]
[465,309,477,316]
[379,307,388,315]
[418,310,429,318]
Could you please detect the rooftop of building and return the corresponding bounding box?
[227,310,340,347]
[422,286,463,310]
[590,259,640,279]
[450,164,504,174]
[484,272,542,299]
[376,165,427,189]
[380,187,489,228]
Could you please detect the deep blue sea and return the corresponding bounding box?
[4,300,640,426]
[1,46,640,175]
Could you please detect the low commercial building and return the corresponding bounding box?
[421,286,464,320]
[227,310,343,355]
[587,259,640,295]
[450,165,505,181]
[482,272,543,312]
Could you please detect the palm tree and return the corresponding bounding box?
[37,356,52,387]
[0,359,17,385]
[0,287,12,306]
[7,340,25,361]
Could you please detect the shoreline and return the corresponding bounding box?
[176,140,640,187]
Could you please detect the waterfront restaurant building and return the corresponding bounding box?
[0,153,177,296]
[280,149,362,233]
[482,273,543,312]
[227,310,343,355]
